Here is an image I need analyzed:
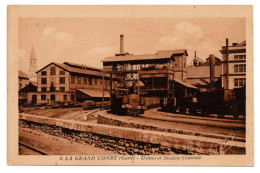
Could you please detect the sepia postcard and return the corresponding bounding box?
[7,5,254,166]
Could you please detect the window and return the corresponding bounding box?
[41,87,47,92]
[234,79,238,87]
[95,78,98,85]
[71,94,75,101]
[71,75,75,84]
[50,66,56,75]
[234,55,246,60]
[89,77,92,85]
[60,70,65,75]
[60,87,65,92]
[234,64,246,73]
[234,65,238,73]
[240,55,246,59]
[41,94,46,100]
[50,94,55,101]
[83,77,87,84]
[50,82,55,92]
[239,79,244,86]
[59,77,65,84]
[64,95,67,101]
[41,78,47,84]
[78,76,81,84]
[234,78,246,87]
[41,71,47,76]
[239,65,243,72]
[100,79,102,85]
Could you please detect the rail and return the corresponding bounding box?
[19,142,49,155]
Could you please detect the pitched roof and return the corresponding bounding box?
[18,70,29,79]
[102,49,187,63]
[237,40,246,46]
[36,62,107,77]
[174,78,198,89]
[30,45,36,60]
[186,78,210,86]
[156,49,188,56]
[76,89,110,98]
[19,82,37,93]
[102,54,171,63]
[64,62,102,72]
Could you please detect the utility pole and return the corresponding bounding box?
[226,38,229,89]
[102,70,105,110]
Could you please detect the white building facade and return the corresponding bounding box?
[220,40,246,90]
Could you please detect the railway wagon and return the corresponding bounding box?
[195,87,246,119]
[168,86,246,119]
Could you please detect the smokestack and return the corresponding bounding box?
[209,54,215,84]
[120,34,124,54]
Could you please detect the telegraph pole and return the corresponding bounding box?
[226,38,229,89]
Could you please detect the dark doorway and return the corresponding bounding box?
[32,94,37,105]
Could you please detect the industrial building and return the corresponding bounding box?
[27,62,112,105]
[102,35,197,115]
[187,56,222,91]
[220,40,246,90]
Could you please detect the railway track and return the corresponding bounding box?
[19,142,49,155]
[141,109,245,130]
[154,109,245,124]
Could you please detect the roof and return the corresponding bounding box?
[19,82,37,93]
[237,40,246,46]
[102,49,188,63]
[203,57,222,66]
[36,62,108,78]
[220,40,246,53]
[156,49,188,56]
[64,62,102,72]
[18,70,29,79]
[102,54,172,63]
[76,89,110,98]
[186,78,210,86]
[187,65,222,79]
[174,78,198,89]
[30,46,36,60]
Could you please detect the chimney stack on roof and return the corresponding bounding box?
[209,54,216,84]
[120,34,124,54]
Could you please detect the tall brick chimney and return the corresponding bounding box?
[209,54,215,84]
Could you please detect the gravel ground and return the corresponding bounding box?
[22,107,98,123]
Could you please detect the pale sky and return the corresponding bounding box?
[18,17,245,73]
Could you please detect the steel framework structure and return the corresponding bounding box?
[102,57,175,110]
